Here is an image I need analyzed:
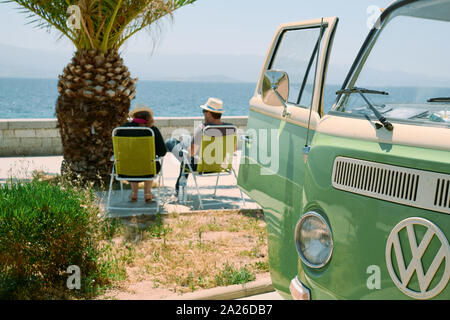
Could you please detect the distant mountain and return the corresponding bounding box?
[156,74,244,83]
[122,51,264,83]
[3,44,446,88]
[0,44,72,79]
[0,43,263,83]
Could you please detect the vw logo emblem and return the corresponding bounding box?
[386,217,450,299]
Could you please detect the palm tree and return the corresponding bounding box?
[7,0,196,184]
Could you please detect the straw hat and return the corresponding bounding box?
[129,103,154,118]
[200,97,225,114]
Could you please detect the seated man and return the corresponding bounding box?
[165,97,234,195]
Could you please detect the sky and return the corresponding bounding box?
[0,0,394,82]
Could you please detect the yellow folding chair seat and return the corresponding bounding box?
[106,127,164,212]
[180,125,245,209]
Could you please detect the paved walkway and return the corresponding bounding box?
[0,151,260,217]
[0,155,63,181]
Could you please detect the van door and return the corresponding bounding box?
[238,17,338,296]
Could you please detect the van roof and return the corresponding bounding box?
[385,0,450,22]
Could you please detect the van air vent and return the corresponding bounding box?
[332,157,450,215]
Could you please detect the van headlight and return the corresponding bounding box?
[295,212,333,268]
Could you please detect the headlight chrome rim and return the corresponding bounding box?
[295,211,333,269]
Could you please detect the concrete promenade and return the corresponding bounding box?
[0,150,260,215]
[105,150,261,216]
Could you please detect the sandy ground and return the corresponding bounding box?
[99,211,269,300]
[101,272,272,300]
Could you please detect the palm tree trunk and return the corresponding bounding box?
[56,49,137,185]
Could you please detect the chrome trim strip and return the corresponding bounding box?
[332,157,450,215]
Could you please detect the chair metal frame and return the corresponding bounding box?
[106,127,164,212]
[179,125,245,209]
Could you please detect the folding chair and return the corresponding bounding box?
[179,125,245,209]
[106,127,164,212]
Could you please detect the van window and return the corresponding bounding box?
[335,14,450,127]
[269,26,326,108]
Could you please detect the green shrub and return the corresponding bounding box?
[0,179,108,299]
[214,263,255,286]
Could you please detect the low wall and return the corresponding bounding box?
[0,116,248,157]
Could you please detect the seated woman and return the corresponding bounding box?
[117,104,167,203]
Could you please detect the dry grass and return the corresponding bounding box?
[101,210,268,298]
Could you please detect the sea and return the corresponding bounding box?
[0,78,339,119]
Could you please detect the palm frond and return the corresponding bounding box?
[5,0,197,52]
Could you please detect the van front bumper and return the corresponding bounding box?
[289,276,311,300]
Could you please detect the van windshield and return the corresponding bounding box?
[334,3,450,127]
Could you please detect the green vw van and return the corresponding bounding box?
[238,0,449,300]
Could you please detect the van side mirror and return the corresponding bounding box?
[262,70,290,117]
